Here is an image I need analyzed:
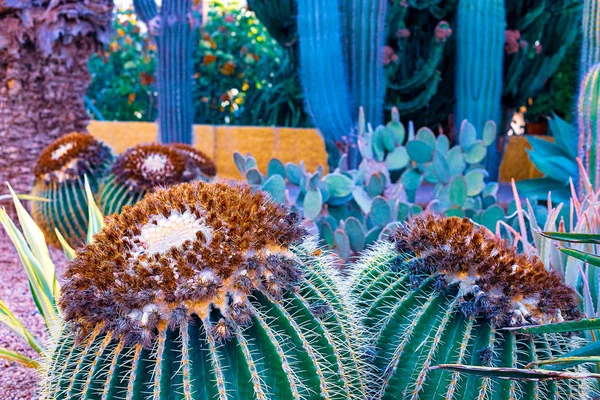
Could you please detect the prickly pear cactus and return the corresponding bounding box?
[349,214,594,400]
[41,181,368,399]
[99,143,215,216]
[31,133,114,248]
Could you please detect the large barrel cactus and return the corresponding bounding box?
[578,63,600,190]
[582,0,600,78]
[40,181,367,399]
[99,143,215,216]
[349,214,594,400]
[31,132,114,248]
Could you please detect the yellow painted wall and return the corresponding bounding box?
[498,135,549,182]
[88,121,328,179]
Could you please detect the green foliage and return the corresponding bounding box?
[235,110,505,261]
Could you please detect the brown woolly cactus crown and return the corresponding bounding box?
[112,143,187,192]
[60,181,305,345]
[33,132,112,184]
[171,143,217,178]
[391,214,580,327]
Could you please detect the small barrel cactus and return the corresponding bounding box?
[349,214,593,400]
[99,143,215,216]
[31,132,114,248]
[41,181,367,399]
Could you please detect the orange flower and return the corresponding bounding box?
[128,93,136,104]
[109,42,119,52]
[125,36,132,44]
[118,28,126,37]
[220,61,236,75]
[203,54,217,65]
[139,72,155,86]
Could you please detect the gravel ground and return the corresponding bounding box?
[0,229,67,400]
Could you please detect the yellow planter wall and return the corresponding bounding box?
[88,121,328,178]
[498,135,550,182]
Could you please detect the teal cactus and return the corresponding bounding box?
[578,63,600,191]
[99,143,215,216]
[297,0,387,169]
[582,0,600,77]
[31,133,114,248]
[132,0,198,143]
[40,181,368,399]
[235,110,503,262]
[349,214,597,400]
[455,0,505,180]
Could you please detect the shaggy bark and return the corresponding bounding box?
[0,1,112,203]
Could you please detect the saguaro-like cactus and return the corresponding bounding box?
[132,0,197,143]
[582,0,600,77]
[99,143,215,216]
[31,133,114,248]
[40,181,367,399]
[297,0,387,169]
[578,63,600,190]
[455,0,505,180]
[350,214,594,400]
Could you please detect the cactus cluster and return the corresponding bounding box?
[348,214,596,400]
[31,132,114,248]
[41,181,369,399]
[236,110,503,261]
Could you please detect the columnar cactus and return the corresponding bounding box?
[349,214,594,400]
[455,0,505,180]
[31,133,114,247]
[40,181,368,399]
[297,0,387,169]
[578,63,600,190]
[99,143,215,216]
[582,0,600,78]
[132,0,198,143]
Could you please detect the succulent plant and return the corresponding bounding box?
[99,143,215,216]
[41,181,368,399]
[349,214,598,400]
[30,133,114,248]
[578,63,600,191]
[236,110,504,261]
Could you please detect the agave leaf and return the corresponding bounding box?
[0,301,43,354]
[559,248,600,268]
[0,209,58,330]
[541,232,600,244]
[0,347,39,369]
[85,175,104,244]
[54,229,76,261]
[0,194,50,203]
[506,318,600,334]
[527,357,600,369]
[431,364,600,381]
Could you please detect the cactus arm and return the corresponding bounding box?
[132,0,158,24]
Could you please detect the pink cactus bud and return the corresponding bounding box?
[383,46,398,65]
[434,21,452,43]
[504,30,521,54]
[396,28,411,39]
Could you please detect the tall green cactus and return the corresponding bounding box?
[132,0,197,143]
[297,0,387,170]
[582,0,600,77]
[349,214,596,400]
[455,0,505,181]
[578,63,600,190]
[31,133,114,248]
[40,181,368,399]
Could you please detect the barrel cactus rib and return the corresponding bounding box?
[578,63,600,190]
[349,214,595,400]
[41,181,367,400]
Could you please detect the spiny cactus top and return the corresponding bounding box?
[62,181,305,344]
[111,143,188,192]
[33,132,113,184]
[391,214,580,326]
[170,143,217,179]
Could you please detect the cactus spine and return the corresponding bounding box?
[133,0,196,143]
[455,0,505,180]
[578,64,600,190]
[41,181,367,399]
[297,0,387,169]
[349,215,593,400]
[582,0,600,77]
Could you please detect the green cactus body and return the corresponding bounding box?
[42,182,367,399]
[99,143,215,216]
[582,0,600,78]
[455,0,505,180]
[31,133,114,248]
[578,63,600,190]
[349,214,593,400]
